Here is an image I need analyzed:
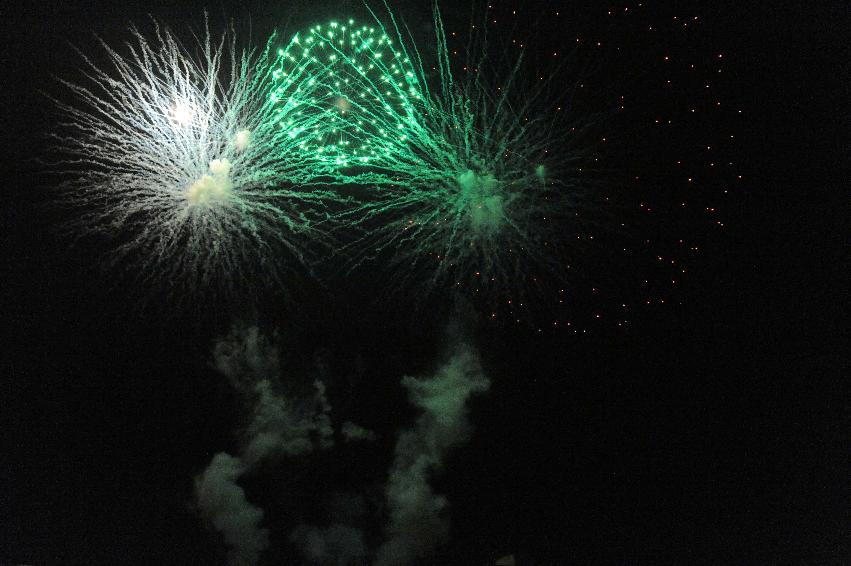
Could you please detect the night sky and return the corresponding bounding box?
[1,1,848,565]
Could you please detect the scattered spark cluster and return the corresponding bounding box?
[428,1,742,332]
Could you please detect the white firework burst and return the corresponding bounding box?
[49,16,341,307]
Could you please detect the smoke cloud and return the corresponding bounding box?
[195,325,335,566]
[375,344,490,566]
[195,453,268,566]
[195,326,490,565]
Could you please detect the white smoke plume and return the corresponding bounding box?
[194,453,268,566]
[195,325,335,566]
[196,326,490,565]
[374,344,491,566]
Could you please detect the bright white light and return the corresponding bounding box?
[170,101,195,125]
[186,159,232,205]
[234,129,252,151]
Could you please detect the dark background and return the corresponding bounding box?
[1,1,848,564]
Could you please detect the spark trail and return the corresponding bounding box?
[50,17,344,306]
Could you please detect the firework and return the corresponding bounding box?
[269,5,598,309]
[50,17,343,306]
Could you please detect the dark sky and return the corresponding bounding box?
[1,1,848,565]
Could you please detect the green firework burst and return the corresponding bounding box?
[269,4,599,308]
